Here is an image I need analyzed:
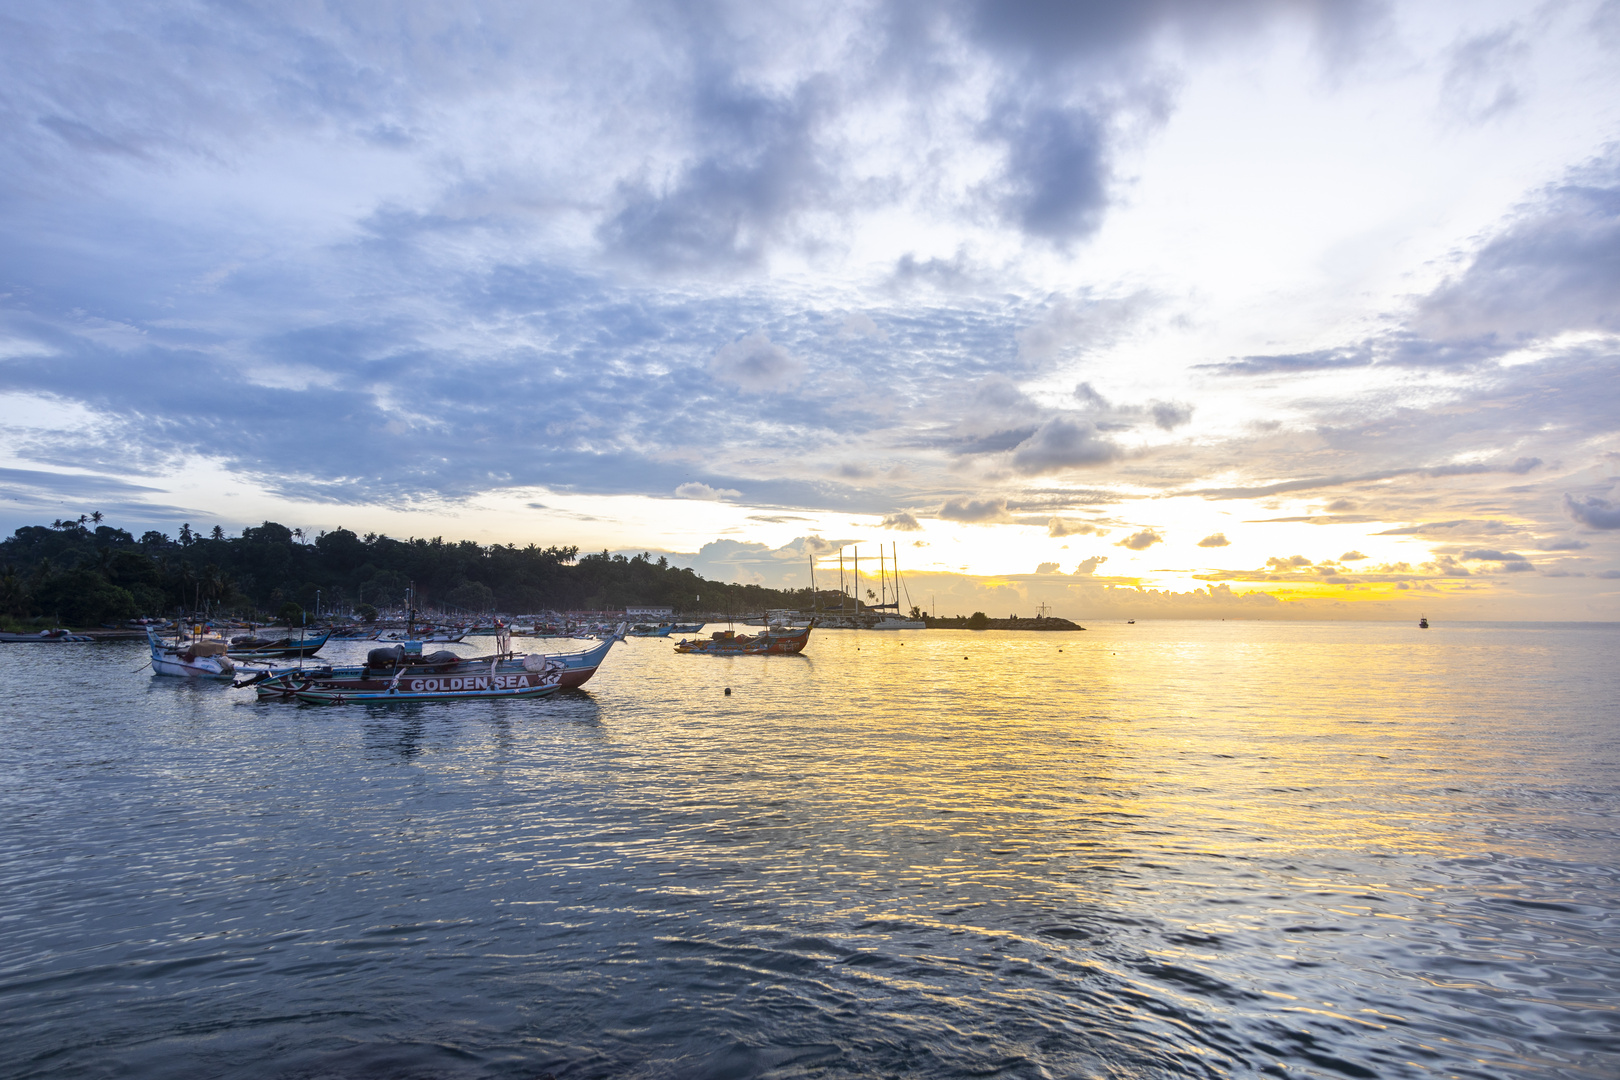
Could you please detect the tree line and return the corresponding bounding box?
[0,514,818,627]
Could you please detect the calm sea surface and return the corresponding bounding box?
[1,621,1616,1079]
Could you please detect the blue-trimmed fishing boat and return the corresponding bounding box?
[248,627,625,700]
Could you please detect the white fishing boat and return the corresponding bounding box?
[147,628,236,680]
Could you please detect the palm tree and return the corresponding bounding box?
[90,511,103,526]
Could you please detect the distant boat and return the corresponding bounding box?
[1419,616,1429,628]
[0,628,93,642]
[870,616,925,630]
[627,623,674,637]
[1127,619,1135,624]
[675,623,811,655]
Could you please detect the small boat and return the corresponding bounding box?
[228,631,330,659]
[0,628,94,642]
[627,623,674,637]
[870,616,925,630]
[251,628,625,699]
[674,623,811,655]
[148,628,236,679]
[1419,616,1429,629]
[291,656,565,704]
[670,623,703,633]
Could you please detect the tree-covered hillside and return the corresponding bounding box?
[0,515,814,626]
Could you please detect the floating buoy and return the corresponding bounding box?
[724,687,731,696]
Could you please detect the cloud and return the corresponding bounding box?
[1564,493,1620,529]
[596,76,831,272]
[1197,532,1230,547]
[1440,26,1527,123]
[675,482,740,501]
[1073,555,1108,575]
[1267,555,1312,570]
[1035,561,1061,574]
[839,312,886,340]
[1149,401,1194,430]
[1418,148,1620,340]
[938,497,1012,523]
[882,511,923,531]
[1010,417,1120,474]
[986,103,1110,245]
[1340,550,1368,560]
[1047,516,1099,537]
[1018,293,1154,362]
[1118,529,1162,550]
[709,332,804,392]
[1461,549,1530,563]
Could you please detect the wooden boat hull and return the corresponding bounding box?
[228,634,330,660]
[674,627,811,655]
[253,635,619,698]
[293,668,563,704]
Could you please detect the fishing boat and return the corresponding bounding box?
[148,627,237,679]
[0,628,94,642]
[227,631,331,659]
[670,623,703,633]
[290,655,565,704]
[250,627,626,699]
[627,623,674,637]
[1419,616,1429,629]
[674,623,811,655]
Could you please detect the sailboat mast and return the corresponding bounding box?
[879,546,886,609]
[854,548,859,612]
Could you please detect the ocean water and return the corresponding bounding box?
[1,621,1616,1079]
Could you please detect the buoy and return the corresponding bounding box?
[724,687,731,696]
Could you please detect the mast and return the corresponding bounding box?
[853,548,859,612]
[895,542,912,615]
[881,544,894,612]
[839,549,846,615]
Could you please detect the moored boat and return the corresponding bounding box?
[228,631,330,659]
[0,628,94,642]
[674,623,811,655]
[148,628,236,679]
[291,657,564,704]
[250,627,625,699]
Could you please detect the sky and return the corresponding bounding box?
[2,0,1619,620]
